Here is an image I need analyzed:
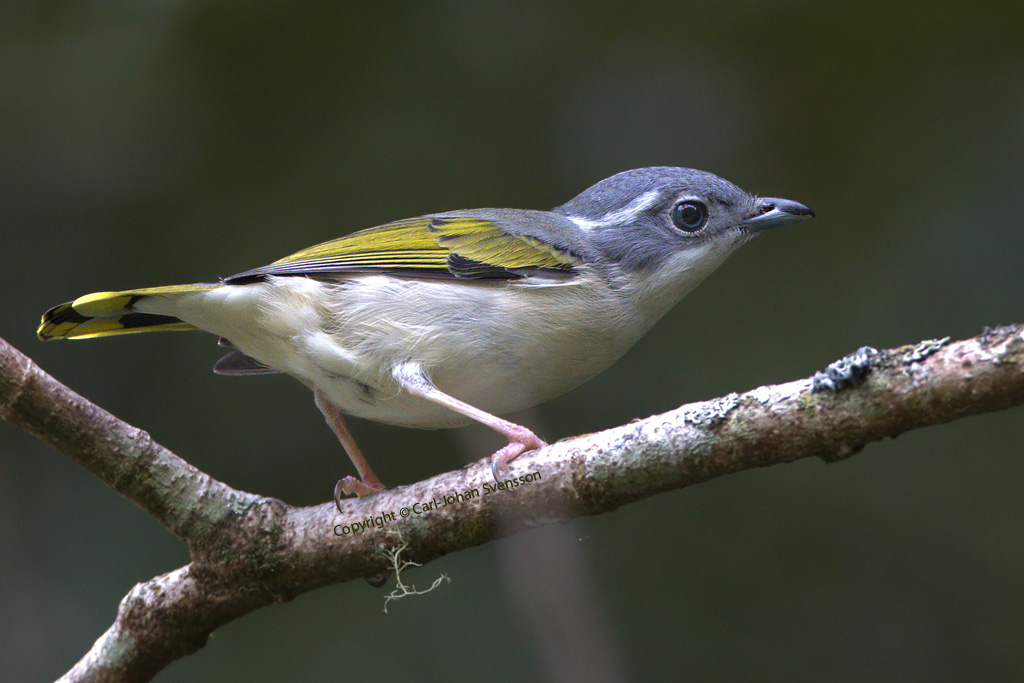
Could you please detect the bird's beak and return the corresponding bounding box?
[741,197,815,232]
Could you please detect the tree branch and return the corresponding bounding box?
[2,325,1022,682]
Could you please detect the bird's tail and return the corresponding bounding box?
[38,283,216,340]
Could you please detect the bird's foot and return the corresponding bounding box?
[335,476,387,513]
[490,426,547,481]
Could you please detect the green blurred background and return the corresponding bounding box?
[3,1,1023,680]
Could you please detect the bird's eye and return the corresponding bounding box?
[671,201,708,232]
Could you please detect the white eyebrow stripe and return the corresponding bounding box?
[566,189,662,231]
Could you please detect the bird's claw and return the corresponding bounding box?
[334,476,386,514]
[489,432,547,482]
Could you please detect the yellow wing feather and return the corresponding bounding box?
[228,215,581,281]
[427,218,579,271]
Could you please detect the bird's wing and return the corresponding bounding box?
[229,218,589,284]
[225,215,583,283]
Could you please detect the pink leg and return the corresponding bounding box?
[394,363,546,480]
[314,389,386,508]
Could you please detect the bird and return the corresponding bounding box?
[38,166,813,505]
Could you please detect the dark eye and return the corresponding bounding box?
[671,201,708,232]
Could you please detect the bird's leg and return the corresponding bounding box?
[393,363,547,481]
[314,389,386,507]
